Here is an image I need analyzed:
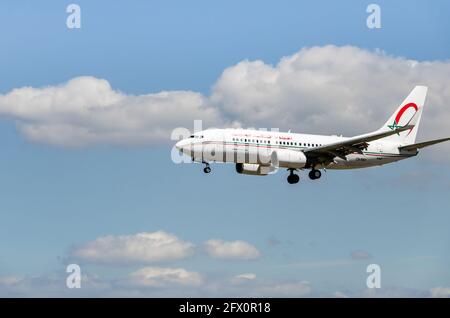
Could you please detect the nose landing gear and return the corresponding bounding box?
[203,162,211,174]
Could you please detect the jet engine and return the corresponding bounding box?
[235,163,269,176]
[271,149,307,168]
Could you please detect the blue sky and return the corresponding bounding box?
[0,0,449,297]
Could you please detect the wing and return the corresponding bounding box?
[399,137,450,151]
[304,125,414,163]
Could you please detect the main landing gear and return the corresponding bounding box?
[308,169,321,180]
[287,169,300,184]
[287,168,322,184]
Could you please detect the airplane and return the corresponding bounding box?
[175,86,450,184]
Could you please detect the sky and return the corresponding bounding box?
[0,0,450,297]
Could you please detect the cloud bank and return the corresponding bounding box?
[72,231,261,264]
[0,77,224,146]
[1,45,450,154]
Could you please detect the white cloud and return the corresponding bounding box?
[72,231,195,264]
[0,76,225,147]
[121,267,203,288]
[235,273,257,280]
[204,239,261,260]
[256,281,312,297]
[231,273,257,285]
[430,286,450,298]
[1,45,450,160]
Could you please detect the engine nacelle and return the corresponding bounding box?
[235,163,269,176]
[271,149,307,168]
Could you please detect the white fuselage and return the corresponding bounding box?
[176,128,416,170]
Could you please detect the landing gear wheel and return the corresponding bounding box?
[309,169,321,180]
[203,166,211,174]
[287,173,300,184]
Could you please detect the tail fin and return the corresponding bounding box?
[379,86,428,145]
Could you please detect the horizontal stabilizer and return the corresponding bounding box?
[399,137,450,151]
